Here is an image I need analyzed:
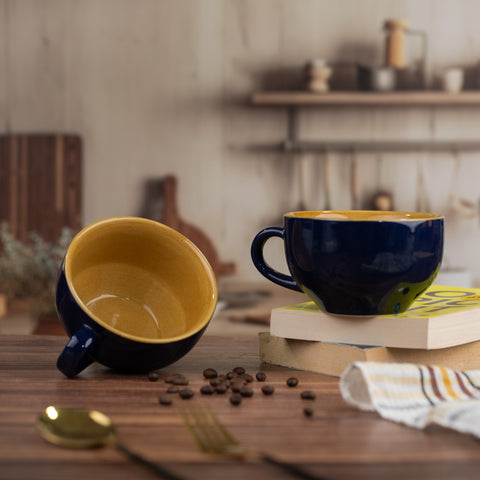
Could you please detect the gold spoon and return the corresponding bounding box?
[37,406,186,480]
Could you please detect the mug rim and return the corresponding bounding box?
[284,210,444,221]
[63,216,218,344]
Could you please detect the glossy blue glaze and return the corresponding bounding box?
[251,213,444,316]
[56,264,208,377]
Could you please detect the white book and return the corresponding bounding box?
[269,285,480,350]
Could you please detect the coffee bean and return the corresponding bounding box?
[203,368,218,379]
[215,384,228,394]
[240,386,254,397]
[230,377,246,386]
[200,385,215,395]
[159,394,172,405]
[300,391,316,400]
[233,366,245,375]
[210,377,223,387]
[166,385,179,394]
[261,385,275,396]
[226,371,235,380]
[256,371,267,382]
[179,388,195,399]
[303,407,314,417]
[230,393,242,406]
[147,371,160,382]
[173,377,189,386]
[287,377,299,387]
[165,374,185,384]
[231,383,243,394]
[240,373,254,383]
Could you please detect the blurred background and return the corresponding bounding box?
[2,0,480,333]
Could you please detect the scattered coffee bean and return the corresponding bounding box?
[261,385,275,396]
[230,393,242,406]
[203,368,218,379]
[240,386,254,397]
[147,371,160,382]
[200,385,215,395]
[165,374,180,384]
[300,391,316,400]
[240,373,254,383]
[215,384,228,394]
[179,388,195,399]
[159,394,172,405]
[303,407,314,417]
[173,377,189,386]
[230,377,246,386]
[231,383,243,394]
[157,370,318,410]
[287,377,299,387]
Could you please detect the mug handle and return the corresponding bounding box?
[56,324,97,378]
[250,227,302,292]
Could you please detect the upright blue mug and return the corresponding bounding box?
[251,211,444,316]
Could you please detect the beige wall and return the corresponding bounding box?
[2,0,480,284]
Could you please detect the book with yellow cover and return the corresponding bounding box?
[269,285,480,349]
[259,332,480,377]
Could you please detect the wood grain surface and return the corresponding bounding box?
[0,134,82,243]
[250,91,480,107]
[1,335,480,480]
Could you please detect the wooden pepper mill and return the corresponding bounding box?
[384,19,408,69]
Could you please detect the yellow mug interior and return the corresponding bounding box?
[64,217,217,343]
[286,210,444,221]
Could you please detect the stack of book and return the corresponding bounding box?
[259,285,480,376]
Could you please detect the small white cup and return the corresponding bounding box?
[442,68,464,93]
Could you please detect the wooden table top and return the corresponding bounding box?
[1,334,480,480]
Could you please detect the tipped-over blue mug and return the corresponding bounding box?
[251,210,444,316]
[56,217,217,377]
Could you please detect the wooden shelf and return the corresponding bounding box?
[251,90,480,107]
[250,91,480,153]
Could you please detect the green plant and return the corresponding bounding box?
[0,222,73,316]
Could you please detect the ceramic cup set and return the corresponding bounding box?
[56,211,444,377]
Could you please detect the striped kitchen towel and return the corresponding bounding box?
[339,362,480,438]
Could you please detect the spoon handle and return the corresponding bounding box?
[116,442,186,480]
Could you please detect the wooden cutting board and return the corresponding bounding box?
[142,174,235,278]
[0,134,82,243]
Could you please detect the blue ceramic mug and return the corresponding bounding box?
[56,217,217,377]
[251,211,444,316]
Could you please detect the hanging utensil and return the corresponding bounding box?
[449,149,476,219]
[370,153,393,211]
[323,148,332,210]
[416,153,431,212]
[350,147,360,210]
[297,152,308,211]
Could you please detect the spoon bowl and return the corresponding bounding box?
[37,406,184,479]
[38,406,116,449]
